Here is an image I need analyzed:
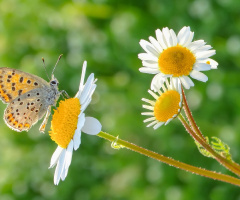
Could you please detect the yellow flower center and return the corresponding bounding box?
[158,45,196,77]
[49,98,81,148]
[154,90,181,122]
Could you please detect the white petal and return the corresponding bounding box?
[142,61,159,69]
[160,74,172,78]
[179,29,190,46]
[156,29,167,49]
[141,112,154,116]
[162,27,172,47]
[185,76,194,87]
[147,120,158,127]
[209,59,218,69]
[177,26,190,45]
[179,96,183,107]
[139,39,160,57]
[141,98,155,105]
[148,89,159,100]
[190,70,208,82]
[79,61,87,93]
[138,53,158,62]
[194,63,211,71]
[73,113,85,150]
[77,112,86,129]
[80,74,96,112]
[179,76,194,89]
[201,58,218,69]
[82,117,102,135]
[81,83,96,107]
[188,40,206,52]
[193,47,212,54]
[177,26,188,39]
[143,105,154,110]
[139,67,160,74]
[165,78,171,89]
[200,44,212,51]
[153,122,164,129]
[73,129,81,151]
[54,149,66,185]
[149,36,163,53]
[170,29,177,46]
[143,117,156,123]
[49,146,64,168]
[80,98,91,113]
[150,73,165,92]
[142,59,158,65]
[171,77,180,91]
[60,167,67,181]
[79,73,94,101]
[165,118,173,125]
[62,140,74,179]
[184,31,194,47]
[195,50,216,60]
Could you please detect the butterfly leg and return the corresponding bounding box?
[60,90,70,99]
[39,106,51,133]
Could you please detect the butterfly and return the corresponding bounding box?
[0,55,63,133]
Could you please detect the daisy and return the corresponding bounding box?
[138,26,218,90]
[142,78,182,129]
[48,61,102,185]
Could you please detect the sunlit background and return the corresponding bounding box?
[0,0,240,199]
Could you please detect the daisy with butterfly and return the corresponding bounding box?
[48,61,102,185]
[0,56,102,185]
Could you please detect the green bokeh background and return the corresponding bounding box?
[0,0,240,199]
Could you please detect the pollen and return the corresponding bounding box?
[154,90,181,122]
[158,45,196,77]
[49,98,81,149]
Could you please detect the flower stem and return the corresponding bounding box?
[180,89,240,176]
[178,114,240,177]
[97,131,240,187]
[181,87,205,141]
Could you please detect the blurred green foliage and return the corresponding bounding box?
[0,0,240,199]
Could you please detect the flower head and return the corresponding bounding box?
[142,78,182,129]
[138,26,218,90]
[49,61,102,185]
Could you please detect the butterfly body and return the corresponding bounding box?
[0,67,60,132]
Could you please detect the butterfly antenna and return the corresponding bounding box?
[42,57,50,81]
[52,54,63,76]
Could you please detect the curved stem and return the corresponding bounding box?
[178,114,240,176]
[181,87,205,141]
[181,89,240,175]
[97,131,240,187]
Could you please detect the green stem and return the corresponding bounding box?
[181,88,205,141]
[178,114,240,177]
[97,131,240,187]
[181,90,240,175]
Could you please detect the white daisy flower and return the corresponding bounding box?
[138,26,218,90]
[142,78,182,129]
[48,61,102,185]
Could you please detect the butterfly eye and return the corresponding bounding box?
[51,80,58,86]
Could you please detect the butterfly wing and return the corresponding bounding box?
[0,67,48,103]
[3,87,52,132]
